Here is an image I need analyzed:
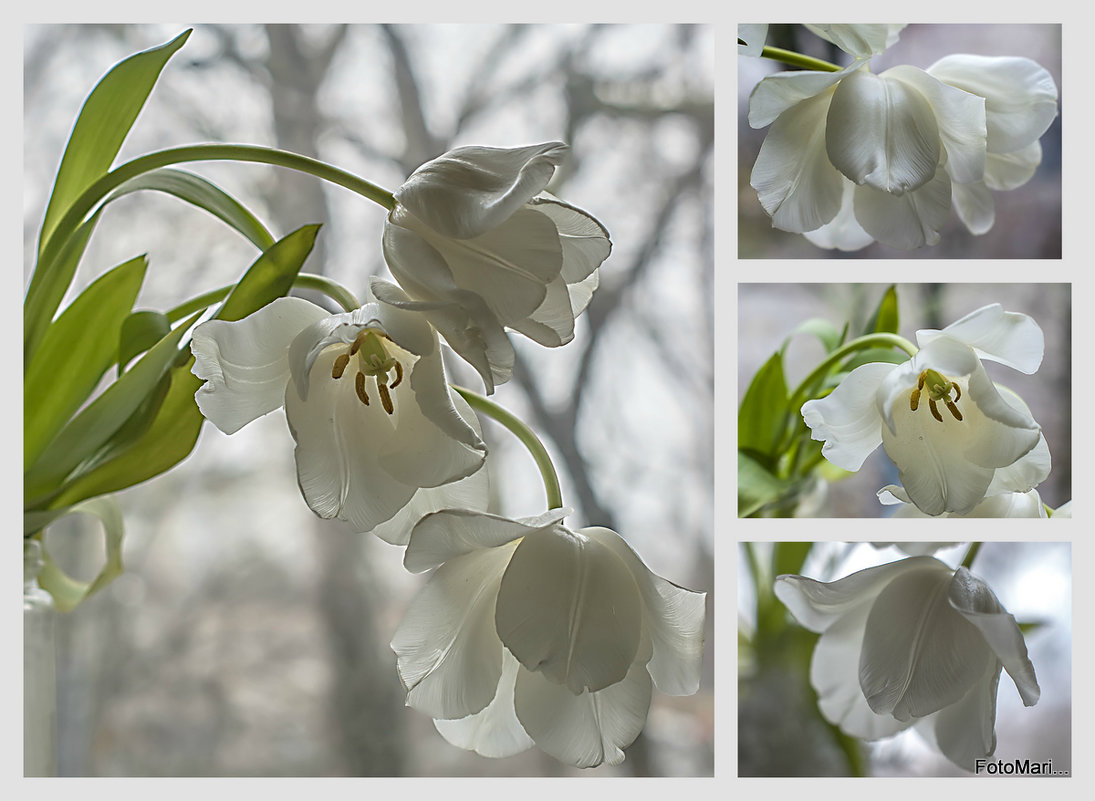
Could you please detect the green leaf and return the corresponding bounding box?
[738,351,790,466]
[863,284,900,335]
[217,223,322,322]
[47,359,205,509]
[25,497,126,613]
[37,30,192,262]
[25,311,202,503]
[118,310,172,373]
[105,168,276,252]
[41,225,322,507]
[24,256,148,472]
[25,208,104,365]
[738,451,789,517]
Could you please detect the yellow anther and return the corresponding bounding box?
[332,353,351,380]
[390,360,403,390]
[944,398,963,421]
[378,380,394,415]
[910,387,921,411]
[911,368,962,423]
[928,398,944,423]
[355,372,370,406]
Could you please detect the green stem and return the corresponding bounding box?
[760,45,842,72]
[166,272,361,322]
[961,542,982,570]
[41,144,397,269]
[451,386,563,511]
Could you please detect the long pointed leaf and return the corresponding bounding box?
[25,311,202,501]
[37,29,191,261]
[24,256,148,471]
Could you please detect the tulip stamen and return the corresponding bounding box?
[332,353,351,380]
[355,371,370,406]
[910,368,963,423]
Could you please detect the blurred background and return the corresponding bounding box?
[738,23,1063,259]
[738,541,1072,777]
[23,23,714,776]
[738,282,1071,517]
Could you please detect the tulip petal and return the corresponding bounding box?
[804,24,905,58]
[748,61,862,129]
[921,303,1044,374]
[810,599,914,740]
[951,180,995,235]
[880,65,986,185]
[496,526,643,694]
[191,297,329,434]
[859,560,993,720]
[802,177,876,250]
[403,508,568,574]
[984,141,1041,191]
[369,395,492,546]
[948,567,1040,707]
[528,195,611,285]
[750,88,845,233]
[370,276,514,394]
[514,660,653,768]
[826,68,941,194]
[395,142,568,239]
[391,541,516,720]
[587,527,707,696]
[801,361,894,472]
[738,24,768,57]
[852,168,952,250]
[927,55,1058,154]
[433,651,535,758]
[917,657,1001,770]
[774,557,931,633]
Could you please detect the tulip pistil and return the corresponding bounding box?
[910,368,963,423]
[331,329,405,415]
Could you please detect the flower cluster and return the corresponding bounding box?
[189,142,705,767]
[391,509,706,767]
[742,24,1058,250]
[775,550,1040,771]
[801,303,1053,517]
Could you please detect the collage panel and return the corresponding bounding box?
[738,23,1062,259]
[738,541,1072,777]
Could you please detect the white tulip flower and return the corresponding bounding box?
[775,555,1040,771]
[801,304,1045,516]
[382,142,611,391]
[190,292,488,543]
[390,508,706,768]
[747,33,1057,250]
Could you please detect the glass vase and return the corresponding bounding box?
[24,538,57,776]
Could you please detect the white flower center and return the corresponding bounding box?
[330,329,404,414]
[909,368,963,423]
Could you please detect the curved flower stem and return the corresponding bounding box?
[165,272,361,323]
[961,542,982,570]
[787,333,918,416]
[760,45,842,73]
[41,143,397,268]
[451,386,564,511]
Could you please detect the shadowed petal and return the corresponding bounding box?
[433,651,535,758]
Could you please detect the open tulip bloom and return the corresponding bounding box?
[383,142,611,391]
[191,287,489,544]
[390,508,706,768]
[801,304,1047,516]
[743,24,1058,250]
[775,554,1040,771]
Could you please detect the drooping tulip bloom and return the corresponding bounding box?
[190,290,488,543]
[390,508,706,768]
[382,142,611,391]
[801,304,1044,516]
[746,30,1057,250]
[775,555,1040,771]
